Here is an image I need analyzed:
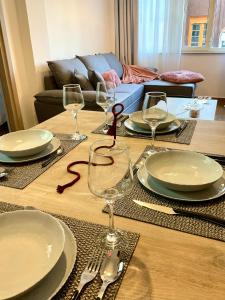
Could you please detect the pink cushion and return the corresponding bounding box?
[102,69,121,87]
[160,70,205,83]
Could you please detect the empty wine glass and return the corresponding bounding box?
[96,81,116,133]
[63,84,85,140]
[142,92,168,154]
[88,139,133,249]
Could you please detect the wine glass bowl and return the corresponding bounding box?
[88,139,133,249]
[96,82,116,133]
[142,92,168,154]
[63,84,85,140]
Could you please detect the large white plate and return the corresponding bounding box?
[130,110,176,130]
[17,219,77,300]
[145,150,223,192]
[0,129,53,157]
[0,210,65,299]
[124,118,181,135]
[0,137,60,164]
[137,166,225,202]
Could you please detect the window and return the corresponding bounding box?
[183,0,225,52]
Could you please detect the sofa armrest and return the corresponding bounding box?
[34,90,102,123]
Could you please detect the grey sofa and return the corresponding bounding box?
[34,53,196,123]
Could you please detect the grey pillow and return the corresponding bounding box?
[74,58,88,78]
[78,54,111,73]
[88,70,104,89]
[47,58,77,89]
[73,73,94,91]
[101,52,123,79]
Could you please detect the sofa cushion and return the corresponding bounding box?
[34,90,100,110]
[114,84,144,110]
[101,52,123,79]
[74,58,89,77]
[77,54,111,73]
[88,70,104,89]
[47,58,88,88]
[74,73,94,90]
[160,70,204,84]
[143,80,195,98]
[47,58,76,88]
[102,69,121,87]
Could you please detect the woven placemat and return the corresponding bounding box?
[103,147,225,243]
[0,201,139,300]
[0,135,87,189]
[92,115,197,145]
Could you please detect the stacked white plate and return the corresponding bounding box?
[0,129,61,164]
[125,110,181,135]
[137,150,225,202]
[0,210,77,300]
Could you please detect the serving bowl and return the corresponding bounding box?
[145,150,223,191]
[0,129,53,157]
[0,210,65,299]
[129,110,176,130]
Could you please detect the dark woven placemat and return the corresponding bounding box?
[92,115,197,145]
[0,201,139,300]
[103,146,225,242]
[0,135,87,189]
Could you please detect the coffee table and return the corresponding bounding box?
[167,97,217,120]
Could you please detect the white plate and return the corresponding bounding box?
[0,137,60,164]
[0,129,53,157]
[145,150,223,192]
[0,210,65,299]
[17,219,77,300]
[137,166,225,202]
[124,118,181,135]
[130,110,176,130]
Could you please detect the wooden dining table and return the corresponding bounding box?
[1,110,225,300]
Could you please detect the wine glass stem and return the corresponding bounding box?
[104,109,108,127]
[108,201,115,233]
[72,111,79,135]
[151,126,157,150]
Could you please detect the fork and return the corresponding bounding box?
[72,249,104,300]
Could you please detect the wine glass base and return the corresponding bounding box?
[99,229,128,250]
[144,146,168,157]
[70,134,86,141]
[102,124,109,134]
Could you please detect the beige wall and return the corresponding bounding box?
[180,54,225,97]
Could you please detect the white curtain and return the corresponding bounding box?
[137,0,187,72]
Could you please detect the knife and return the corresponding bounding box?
[133,199,225,227]
[175,120,188,137]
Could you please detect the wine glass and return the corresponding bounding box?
[88,139,133,249]
[142,92,168,154]
[63,84,85,141]
[96,81,116,133]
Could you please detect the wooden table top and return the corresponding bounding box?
[1,110,225,300]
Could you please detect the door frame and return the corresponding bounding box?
[0,21,24,131]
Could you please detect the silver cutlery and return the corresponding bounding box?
[0,167,8,178]
[133,199,225,227]
[41,146,64,168]
[72,250,104,300]
[175,120,189,137]
[97,249,124,300]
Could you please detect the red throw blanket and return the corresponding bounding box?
[122,64,159,83]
